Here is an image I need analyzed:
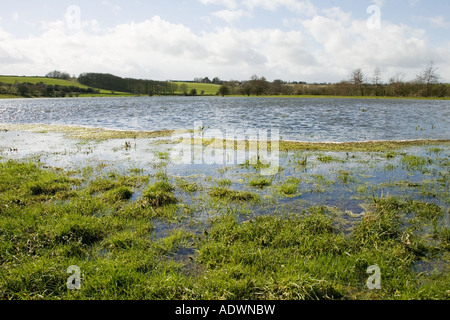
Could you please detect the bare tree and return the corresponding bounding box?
[372,67,383,96]
[348,68,366,96]
[415,61,440,97]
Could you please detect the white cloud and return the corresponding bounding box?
[198,0,238,10]
[371,0,384,7]
[212,10,252,22]
[427,16,450,28]
[101,1,122,16]
[0,11,449,83]
[200,0,317,17]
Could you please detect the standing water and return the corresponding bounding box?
[0,96,449,142]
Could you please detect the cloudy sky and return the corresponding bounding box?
[1,0,449,83]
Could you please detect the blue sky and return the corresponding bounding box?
[1,0,449,82]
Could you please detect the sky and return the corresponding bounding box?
[0,0,449,83]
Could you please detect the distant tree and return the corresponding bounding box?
[272,79,284,95]
[372,67,383,96]
[212,77,222,85]
[348,68,366,96]
[241,82,253,96]
[180,83,189,95]
[250,75,270,96]
[281,84,294,95]
[202,77,212,84]
[387,73,407,97]
[218,84,230,97]
[46,70,71,80]
[415,61,440,97]
[17,83,32,97]
[168,82,179,95]
[190,88,197,96]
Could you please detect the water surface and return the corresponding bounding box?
[1,97,448,142]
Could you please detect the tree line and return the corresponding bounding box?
[217,62,449,98]
[0,81,99,98]
[78,73,179,96]
[2,63,448,99]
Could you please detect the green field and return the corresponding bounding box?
[0,77,221,98]
[172,82,221,96]
[0,76,131,97]
[0,76,90,88]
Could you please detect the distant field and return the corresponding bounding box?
[0,76,89,88]
[0,77,221,97]
[172,82,221,95]
[0,94,19,99]
[0,76,129,96]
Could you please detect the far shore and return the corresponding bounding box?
[1,93,449,101]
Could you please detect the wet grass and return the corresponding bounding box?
[142,181,179,208]
[196,201,449,300]
[0,124,175,140]
[0,132,449,300]
[278,183,299,196]
[209,187,260,203]
[249,177,272,189]
[176,178,200,193]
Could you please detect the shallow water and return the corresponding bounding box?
[0,97,448,228]
[1,96,449,142]
[1,129,448,219]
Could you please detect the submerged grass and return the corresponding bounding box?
[209,186,260,202]
[0,124,175,140]
[0,136,449,300]
[142,181,178,208]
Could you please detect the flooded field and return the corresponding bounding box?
[1,96,449,141]
[0,97,449,300]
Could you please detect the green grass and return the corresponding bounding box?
[176,178,200,193]
[0,94,20,99]
[249,177,272,189]
[196,200,449,299]
[278,183,299,196]
[172,82,221,96]
[209,186,260,202]
[0,76,89,88]
[0,76,132,97]
[0,148,449,300]
[142,181,178,208]
[0,124,176,140]
[401,155,432,171]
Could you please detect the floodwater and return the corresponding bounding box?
[0,96,448,223]
[0,96,449,142]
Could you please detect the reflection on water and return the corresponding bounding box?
[1,96,449,142]
[1,130,448,221]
